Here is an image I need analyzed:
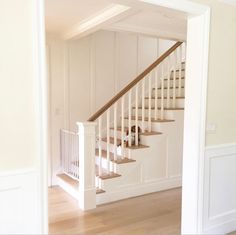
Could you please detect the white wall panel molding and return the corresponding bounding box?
[0,169,41,234]
[203,143,236,234]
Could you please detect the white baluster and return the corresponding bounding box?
[142,79,145,133]
[154,68,158,120]
[167,56,170,109]
[135,85,139,146]
[178,45,182,97]
[148,73,152,132]
[106,110,110,173]
[128,90,132,147]
[161,62,165,120]
[121,96,125,158]
[98,117,102,176]
[173,51,177,108]
[114,103,117,161]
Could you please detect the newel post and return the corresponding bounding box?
[77,122,97,211]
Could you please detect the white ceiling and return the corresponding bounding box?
[45,0,187,40]
[45,0,114,33]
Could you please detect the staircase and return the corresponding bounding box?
[57,42,186,209]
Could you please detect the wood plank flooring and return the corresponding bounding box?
[49,187,181,235]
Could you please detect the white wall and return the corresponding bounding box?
[0,0,45,233]
[47,30,176,184]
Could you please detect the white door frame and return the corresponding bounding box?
[35,0,210,234]
[140,1,210,234]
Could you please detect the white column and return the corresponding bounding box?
[77,122,97,211]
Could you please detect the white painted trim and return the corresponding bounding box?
[203,143,236,234]
[32,0,48,233]
[138,1,210,234]
[0,169,41,234]
[97,176,181,205]
[219,0,236,6]
[106,23,186,41]
[139,0,208,15]
[38,0,210,234]
[89,34,96,115]
[63,4,132,40]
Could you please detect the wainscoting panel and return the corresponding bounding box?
[0,169,41,234]
[203,144,236,234]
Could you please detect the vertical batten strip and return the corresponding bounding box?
[167,56,170,109]
[148,73,152,132]
[121,96,125,158]
[106,110,110,173]
[114,103,117,161]
[161,62,165,120]
[173,51,177,108]
[178,45,182,97]
[142,79,145,133]
[98,117,102,176]
[154,68,158,120]
[128,90,132,147]
[135,85,139,146]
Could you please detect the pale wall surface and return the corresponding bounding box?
[192,0,236,146]
[0,0,37,171]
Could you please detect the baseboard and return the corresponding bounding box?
[0,169,42,234]
[96,176,181,205]
[203,143,236,235]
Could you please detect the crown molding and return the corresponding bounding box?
[63,4,135,40]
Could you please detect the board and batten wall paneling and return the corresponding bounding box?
[203,144,236,234]
[68,37,91,129]
[47,31,176,184]
[116,32,138,91]
[46,35,66,185]
[94,31,116,111]
[0,170,41,234]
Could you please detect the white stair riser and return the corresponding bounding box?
[163,79,185,88]
[143,98,184,109]
[152,87,185,97]
[132,108,183,120]
[95,156,117,171]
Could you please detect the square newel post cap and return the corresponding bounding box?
[76,122,97,135]
[76,122,97,128]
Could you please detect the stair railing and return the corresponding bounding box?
[76,41,185,210]
[88,42,185,177]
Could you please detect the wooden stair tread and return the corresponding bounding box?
[57,174,79,189]
[124,116,175,123]
[96,188,106,194]
[145,96,185,100]
[164,76,185,81]
[110,127,128,132]
[95,165,121,179]
[126,144,149,150]
[113,158,136,164]
[155,86,185,90]
[172,68,185,72]
[102,137,122,145]
[132,107,184,111]
[98,172,121,180]
[140,131,162,136]
[95,149,136,164]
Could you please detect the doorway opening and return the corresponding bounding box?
[37,0,210,234]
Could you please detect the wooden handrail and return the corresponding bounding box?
[88,41,183,122]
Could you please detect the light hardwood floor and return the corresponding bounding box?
[49,187,181,235]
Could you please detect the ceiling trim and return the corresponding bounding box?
[219,0,236,6]
[106,23,186,41]
[63,4,134,40]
